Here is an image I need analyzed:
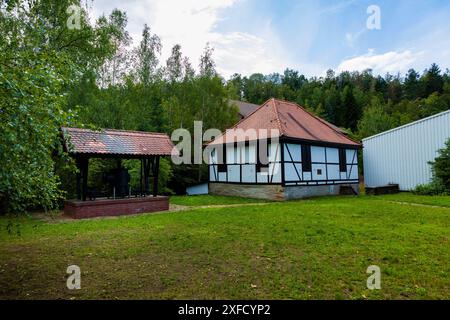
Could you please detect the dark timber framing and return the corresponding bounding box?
[208,137,359,187]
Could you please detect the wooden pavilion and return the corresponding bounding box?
[61,127,176,219]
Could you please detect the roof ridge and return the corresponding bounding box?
[206,98,361,147]
[234,100,267,125]
[272,99,361,145]
[63,127,169,137]
[104,129,169,137]
[271,98,285,136]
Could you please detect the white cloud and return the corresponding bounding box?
[88,1,450,79]
[337,49,423,74]
[90,0,291,78]
[211,31,289,77]
[344,28,366,49]
[319,0,357,15]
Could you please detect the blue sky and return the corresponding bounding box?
[92,0,450,78]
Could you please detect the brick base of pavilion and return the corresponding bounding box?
[64,196,169,219]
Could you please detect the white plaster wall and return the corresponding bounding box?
[326,164,340,180]
[326,147,339,163]
[312,163,326,180]
[283,143,301,161]
[241,164,256,183]
[209,165,217,182]
[311,146,325,163]
[284,163,302,181]
[227,164,240,182]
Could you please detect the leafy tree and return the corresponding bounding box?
[356,97,394,138]
[323,85,340,124]
[430,139,450,191]
[182,56,195,81]
[165,44,183,83]
[404,69,422,100]
[134,24,161,85]
[386,74,403,104]
[422,92,450,117]
[199,43,216,77]
[226,73,244,100]
[340,85,361,130]
[4,1,449,206]
[422,63,444,97]
[226,63,448,141]
[0,0,123,214]
[98,9,132,87]
[414,138,450,195]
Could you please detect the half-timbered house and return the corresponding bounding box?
[207,98,361,200]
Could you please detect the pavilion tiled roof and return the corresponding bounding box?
[61,127,175,156]
[208,98,361,147]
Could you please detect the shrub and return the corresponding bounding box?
[413,138,450,195]
[431,139,450,191]
[413,180,447,196]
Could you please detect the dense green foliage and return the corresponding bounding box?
[0,0,122,213]
[1,0,449,213]
[0,1,239,213]
[432,139,450,191]
[66,25,239,196]
[413,181,447,196]
[414,139,450,195]
[0,194,448,299]
[67,17,450,195]
[228,65,450,138]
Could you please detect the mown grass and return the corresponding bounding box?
[170,194,269,206]
[0,194,448,300]
[370,192,450,208]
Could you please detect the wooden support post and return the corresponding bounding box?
[153,156,160,197]
[280,141,285,186]
[75,157,81,200]
[139,158,143,196]
[80,157,89,201]
[144,157,151,195]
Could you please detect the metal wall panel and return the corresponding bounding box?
[363,110,450,190]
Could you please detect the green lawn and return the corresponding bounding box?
[369,192,450,208]
[0,194,448,300]
[170,194,269,206]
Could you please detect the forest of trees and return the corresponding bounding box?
[1,0,449,214]
[228,65,450,138]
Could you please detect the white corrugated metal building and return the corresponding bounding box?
[363,109,450,190]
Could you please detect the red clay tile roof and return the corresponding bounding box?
[62,127,175,156]
[208,98,361,147]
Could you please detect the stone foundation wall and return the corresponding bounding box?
[209,183,285,201]
[284,183,359,200]
[209,183,359,200]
